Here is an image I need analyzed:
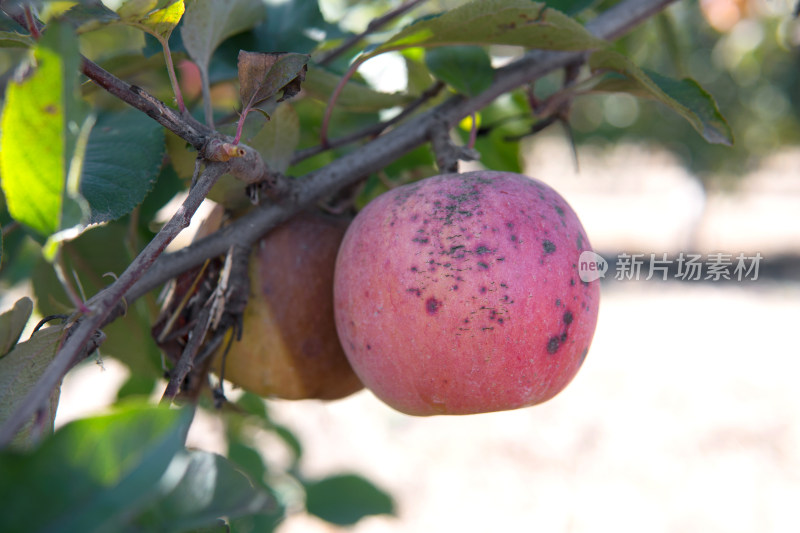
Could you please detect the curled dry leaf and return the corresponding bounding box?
[237,51,309,112]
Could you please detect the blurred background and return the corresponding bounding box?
[6,0,800,531]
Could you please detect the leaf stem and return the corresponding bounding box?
[162,40,186,113]
[198,65,214,129]
[52,249,92,315]
[320,57,367,147]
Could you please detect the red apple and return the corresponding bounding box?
[333,171,600,415]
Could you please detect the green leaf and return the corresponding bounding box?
[0,326,62,450]
[116,374,158,401]
[589,50,734,145]
[248,103,299,175]
[544,0,599,16]
[117,0,178,20]
[181,0,265,74]
[234,391,268,418]
[646,71,733,145]
[126,0,185,40]
[0,296,33,357]
[272,424,303,466]
[131,450,276,532]
[475,126,524,173]
[257,0,332,54]
[139,163,186,225]
[228,440,267,483]
[0,10,32,46]
[229,512,282,533]
[424,46,493,97]
[304,474,395,526]
[66,0,184,40]
[0,21,89,238]
[62,2,121,33]
[0,403,194,533]
[370,0,605,57]
[0,223,40,287]
[0,31,34,48]
[80,110,166,224]
[0,10,26,32]
[303,65,414,112]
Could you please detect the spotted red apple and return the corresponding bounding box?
[333,171,600,416]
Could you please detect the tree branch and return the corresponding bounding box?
[291,80,445,164]
[0,0,678,447]
[0,162,228,447]
[128,0,679,303]
[81,58,212,151]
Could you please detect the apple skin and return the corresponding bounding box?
[333,171,600,416]
[220,211,364,400]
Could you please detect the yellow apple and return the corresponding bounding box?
[218,210,363,400]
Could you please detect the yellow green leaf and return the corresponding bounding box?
[369,0,605,58]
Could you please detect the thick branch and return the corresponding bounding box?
[129,0,678,302]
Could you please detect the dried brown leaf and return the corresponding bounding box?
[237,51,309,111]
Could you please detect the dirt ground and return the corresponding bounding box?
[52,140,800,533]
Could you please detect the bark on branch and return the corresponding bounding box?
[128,0,679,303]
[0,0,678,447]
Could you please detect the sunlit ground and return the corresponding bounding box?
[54,138,800,533]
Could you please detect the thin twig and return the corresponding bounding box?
[291,80,445,164]
[319,58,364,146]
[161,304,212,402]
[162,42,186,113]
[316,0,429,66]
[0,163,227,447]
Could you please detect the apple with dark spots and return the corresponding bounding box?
[217,211,363,400]
[333,171,600,416]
